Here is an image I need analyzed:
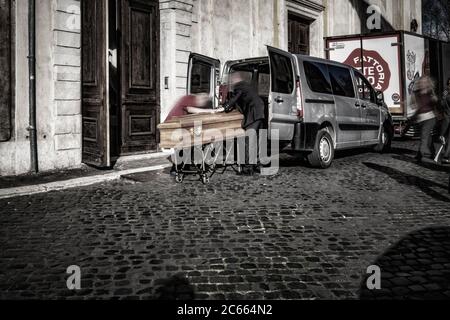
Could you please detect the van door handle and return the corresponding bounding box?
[361,103,367,109]
[355,102,361,107]
[275,97,284,104]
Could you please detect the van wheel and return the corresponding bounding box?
[374,124,392,153]
[307,129,335,169]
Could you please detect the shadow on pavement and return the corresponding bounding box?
[392,155,450,174]
[359,227,450,300]
[389,147,418,156]
[364,162,450,202]
[280,147,376,168]
[335,147,374,159]
[154,274,196,300]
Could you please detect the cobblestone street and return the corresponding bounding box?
[1,140,450,300]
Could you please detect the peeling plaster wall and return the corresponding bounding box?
[0,0,82,176]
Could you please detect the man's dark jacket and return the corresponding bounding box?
[441,95,450,136]
[224,81,266,129]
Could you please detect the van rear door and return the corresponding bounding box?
[267,46,300,141]
[187,53,221,108]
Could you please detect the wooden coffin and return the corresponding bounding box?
[158,111,245,149]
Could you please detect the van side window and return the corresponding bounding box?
[328,65,355,98]
[303,61,332,94]
[190,62,212,94]
[355,72,377,103]
[270,54,294,94]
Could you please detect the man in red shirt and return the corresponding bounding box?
[164,93,223,123]
[164,93,224,176]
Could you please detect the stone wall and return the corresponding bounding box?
[0,0,82,176]
[52,0,82,170]
[325,0,423,37]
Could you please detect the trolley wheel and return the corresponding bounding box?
[175,174,184,184]
[201,175,210,185]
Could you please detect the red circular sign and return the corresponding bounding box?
[344,49,391,92]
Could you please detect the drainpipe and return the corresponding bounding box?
[28,0,38,173]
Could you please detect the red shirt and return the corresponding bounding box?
[415,92,435,115]
[164,95,198,122]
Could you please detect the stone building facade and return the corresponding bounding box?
[0,0,422,176]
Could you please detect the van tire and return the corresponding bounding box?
[307,129,335,169]
[374,123,392,153]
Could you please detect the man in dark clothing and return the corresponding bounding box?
[440,78,450,164]
[223,72,266,175]
[223,73,266,130]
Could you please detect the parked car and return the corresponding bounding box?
[187,46,394,169]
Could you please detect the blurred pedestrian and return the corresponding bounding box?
[444,78,450,99]
[410,76,439,162]
[440,78,450,164]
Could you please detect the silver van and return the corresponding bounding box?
[187,46,394,168]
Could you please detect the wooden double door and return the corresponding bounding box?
[82,0,159,167]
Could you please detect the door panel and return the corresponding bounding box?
[187,53,220,108]
[267,46,299,141]
[108,0,120,158]
[328,65,361,145]
[354,71,381,143]
[82,0,110,167]
[361,102,381,143]
[120,0,159,154]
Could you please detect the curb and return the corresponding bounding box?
[0,164,172,200]
[115,150,173,164]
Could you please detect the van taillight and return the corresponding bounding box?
[296,80,304,118]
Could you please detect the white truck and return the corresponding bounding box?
[326,31,450,136]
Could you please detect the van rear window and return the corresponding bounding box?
[270,54,294,94]
[190,62,212,94]
[328,65,355,98]
[304,61,332,94]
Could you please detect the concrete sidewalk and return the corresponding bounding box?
[0,152,173,200]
